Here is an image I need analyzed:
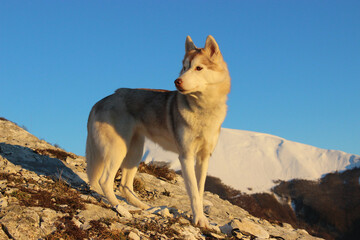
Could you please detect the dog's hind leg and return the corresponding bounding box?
[90,121,132,215]
[98,141,127,206]
[98,137,134,218]
[120,134,150,210]
[86,131,105,195]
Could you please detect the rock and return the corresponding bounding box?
[208,232,226,239]
[209,223,221,233]
[0,180,7,188]
[38,208,66,235]
[220,222,233,235]
[113,204,133,218]
[72,218,82,228]
[296,228,309,235]
[128,230,141,240]
[282,222,293,229]
[110,221,128,232]
[77,203,119,221]
[80,222,92,230]
[159,207,173,218]
[231,219,270,239]
[0,205,65,239]
[0,197,8,209]
[203,199,214,214]
[178,216,191,224]
[171,223,205,240]
[146,206,161,214]
[232,229,244,239]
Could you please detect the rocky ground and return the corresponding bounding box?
[0,118,323,239]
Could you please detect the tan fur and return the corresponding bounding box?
[86,35,231,227]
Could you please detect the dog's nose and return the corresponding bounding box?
[175,78,182,86]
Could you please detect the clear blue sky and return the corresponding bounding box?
[1,1,359,156]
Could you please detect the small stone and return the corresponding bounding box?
[296,228,309,235]
[5,188,16,195]
[209,223,221,233]
[220,222,232,235]
[0,180,7,189]
[204,205,212,215]
[181,225,204,240]
[114,204,132,218]
[209,232,225,239]
[178,217,190,225]
[80,222,91,230]
[203,199,213,207]
[159,208,173,218]
[282,223,293,229]
[72,218,82,228]
[232,229,243,239]
[0,197,8,209]
[168,207,179,214]
[131,229,141,235]
[128,231,140,240]
[110,221,126,231]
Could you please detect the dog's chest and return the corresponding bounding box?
[181,103,226,143]
[190,102,226,127]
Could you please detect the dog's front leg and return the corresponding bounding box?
[180,154,210,228]
[195,152,210,207]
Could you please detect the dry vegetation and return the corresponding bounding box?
[273,168,360,240]
[205,175,298,226]
[138,162,177,182]
[45,217,127,240]
[1,172,86,216]
[1,171,152,239]
[34,148,77,161]
[205,168,360,240]
[0,172,125,239]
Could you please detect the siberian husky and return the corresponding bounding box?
[86,35,231,227]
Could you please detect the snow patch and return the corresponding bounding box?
[142,128,360,193]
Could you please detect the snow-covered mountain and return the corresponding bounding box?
[142,128,360,193]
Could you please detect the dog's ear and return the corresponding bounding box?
[205,35,220,58]
[185,36,197,52]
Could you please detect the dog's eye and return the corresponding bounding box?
[183,66,186,71]
[195,66,203,71]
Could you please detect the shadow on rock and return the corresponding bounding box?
[0,142,87,190]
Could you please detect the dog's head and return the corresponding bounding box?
[175,35,230,95]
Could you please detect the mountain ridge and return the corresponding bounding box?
[143,128,360,193]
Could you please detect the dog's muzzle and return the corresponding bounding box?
[174,78,184,91]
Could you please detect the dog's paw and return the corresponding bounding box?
[193,214,210,228]
[113,204,132,218]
